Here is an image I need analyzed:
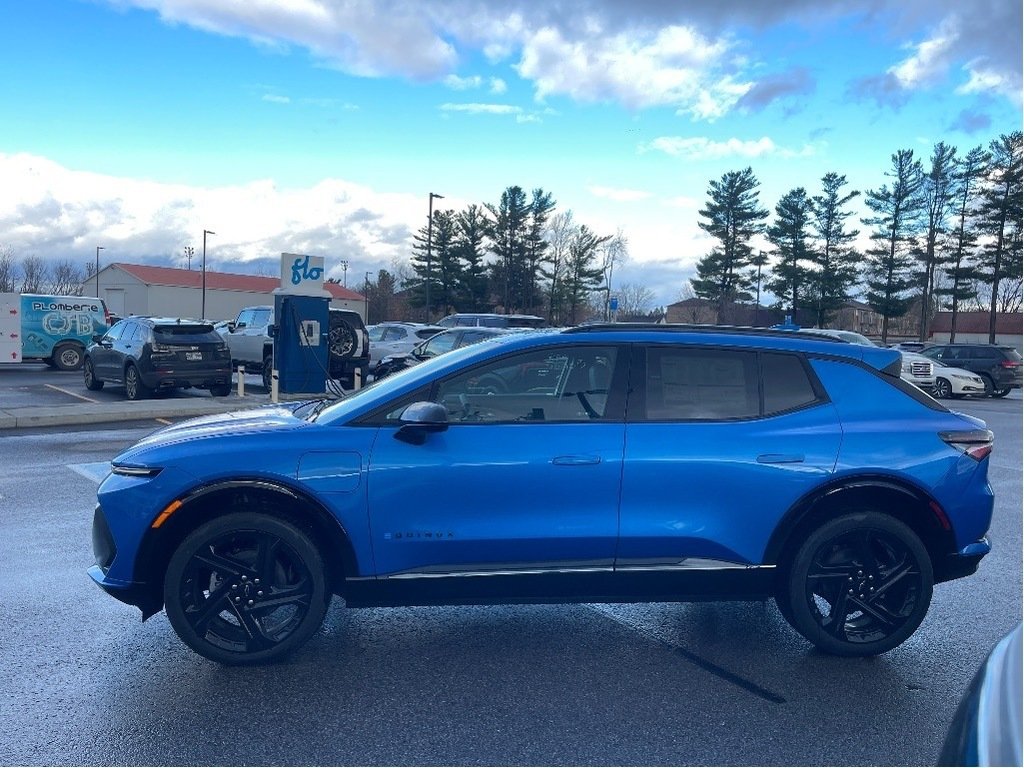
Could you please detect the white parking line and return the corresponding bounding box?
[45,384,98,403]
[67,461,111,484]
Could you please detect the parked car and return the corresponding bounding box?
[367,323,444,367]
[796,328,936,391]
[83,317,232,399]
[436,312,547,329]
[891,341,930,352]
[933,362,987,399]
[920,343,1022,398]
[90,323,994,665]
[373,327,514,379]
[939,623,1022,766]
[221,305,370,389]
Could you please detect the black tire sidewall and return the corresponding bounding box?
[785,512,933,657]
[83,358,104,390]
[262,355,273,390]
[163,512,329,665]
[53,343,83,371]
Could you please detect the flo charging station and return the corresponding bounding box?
[272,253,331,397]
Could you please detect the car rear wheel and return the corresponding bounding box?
[992,387,1012,398]
[262,353,273,390]
[83,358,104,391]
[210,383,232,397]
[164,513,329,665]
[124,363,150,400]
[934,378,952,399]
[52,342,84,371]
[780,512,933,656]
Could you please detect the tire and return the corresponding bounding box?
[779,512,933,656]
[163,512,329,665]
[980,374,995,397]
[262,354,273,390]
[329,318,356,360]
[124,363,150,401]
[992,387,1012,398]
[934,377,952,399]
[210,383,232,397]
[52,343,84,371]
[83,358,104,391]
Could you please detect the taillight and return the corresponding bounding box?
[940,429,994,461]
[999,360,1020,368]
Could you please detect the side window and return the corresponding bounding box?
[455,316,477,326]
[367,326,386,342]
[132,324,149,343]
[382,327,406,341]
[416,328,440,340]
[421,333,459,358]
[250,309,271,328]
[104,320,128,342]
[645,347,758,421]
[458,330,493,346]
[970,347,998,360]
[435,346,619,423]
[234,310,254,328]
[762,353,820,415]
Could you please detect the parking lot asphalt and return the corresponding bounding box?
[0,364,347,429]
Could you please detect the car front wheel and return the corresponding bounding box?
[934,377,952,398]
[779,512,933,656]
[164,513,329,665]
[83,358,104,391]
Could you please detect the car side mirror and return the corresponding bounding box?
[227,322,237,332]
[395,401,448,445]
[92,334,104,344]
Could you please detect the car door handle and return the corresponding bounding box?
[552,455,601,466]
[757,453,805,464]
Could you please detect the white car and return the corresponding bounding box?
[367,322,444,367]
[932,362,987,399]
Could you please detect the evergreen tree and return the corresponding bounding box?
[765,188,812,318]
[935,146,988,342]
[914,142,958,341]
[808,172,860,327]
[453,204,491,312]
[564,225,610,325]
[691,167,768,323]
[525,189,556,313]
[976,131,1023,342]
[862,149,925,344]
[408,209,460,319]
[486,186,530,312]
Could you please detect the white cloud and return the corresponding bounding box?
[644,136,777,160]
[261,94,291,104]
[588,186,652,202]
[489,77,508,94]
[0,152,422,280]
[440,102,522,115]
[888,20,957,89]
[443,74,483,90]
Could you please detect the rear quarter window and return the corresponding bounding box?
[762,353,820,415]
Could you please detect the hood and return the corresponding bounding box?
[116,404,308,462]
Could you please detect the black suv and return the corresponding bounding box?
[84,317,233,400]
[921,343,1023,397]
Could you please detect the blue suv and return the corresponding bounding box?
[89,325,994,664]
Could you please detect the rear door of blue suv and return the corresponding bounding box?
[89,327,994,665]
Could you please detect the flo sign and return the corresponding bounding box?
[279,252,328,296]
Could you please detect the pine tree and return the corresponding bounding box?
[976,131,1023,342]
[564,225,609,325]
[935,146,988,342]
[765,188,812,318]
[691,167,768,323]
[408,209,460,319]
[808,173,860,327]
[862,149,925,343]
[453,204,491,312]
[486,186,530,312]
[524,189,556,313]
[914,142,958,341]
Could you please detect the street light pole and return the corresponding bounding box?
[425,192,444,322]
[184,245,194,270]
[95,246,104,298]
[340,260,349,288]
[364,271,371,324]
[201,229,215,319]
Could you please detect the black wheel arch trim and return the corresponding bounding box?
[763,473,955,568]
[132,477,360,597]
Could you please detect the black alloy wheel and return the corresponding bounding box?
[934,377,952,399]
[83,358,104,391]
[164,513,329,665]
[781,512,933,656]
[124,363,150,400]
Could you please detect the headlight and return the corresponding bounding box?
[951,374,972,381]
[110,464,162,478]
[901,362,912,373]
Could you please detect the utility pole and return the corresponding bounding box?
[426,192,444,322]
[364,271,371,324]
[202,229,215,319]
[95,246,104,298]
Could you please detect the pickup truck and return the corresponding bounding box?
[220,305,370,389]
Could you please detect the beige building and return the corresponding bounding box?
[83,263,366,322]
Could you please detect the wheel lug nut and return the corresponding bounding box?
[232,584,238,590]
[848,589,854,594]
[247,599,254,606]
[241,576,248,582]
[254,578,260,585]
[257,591,263,596]
[234,597,241,603]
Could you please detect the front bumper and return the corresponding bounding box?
[89,503,162,617]
[935,537,991,583]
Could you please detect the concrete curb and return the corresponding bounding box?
[0,395,273,430]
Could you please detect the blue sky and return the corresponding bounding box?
[0,0,1020,309]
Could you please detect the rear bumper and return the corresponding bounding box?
[143,365,232,389]
[935,537,991,584]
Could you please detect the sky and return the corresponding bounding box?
[0,0,1021,309]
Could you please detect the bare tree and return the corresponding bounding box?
[19,256,49,294]
[49,259,85,295]
[0,246,15,293]
[617,282,655,316]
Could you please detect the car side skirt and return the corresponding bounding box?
[341,565,776,608]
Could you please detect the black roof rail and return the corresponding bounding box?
[563,322,846,342]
